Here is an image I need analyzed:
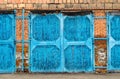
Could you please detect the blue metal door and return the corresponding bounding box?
[29,13,94,72]
[107,13,120,70]
[29,13,62,72]
[0,14,16,73]
[63,14,94,72]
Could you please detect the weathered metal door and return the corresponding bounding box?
[0,14,16,73]
[108,13,120,70]
[29,13,62,72]
[29,12,94,72]
[63,14,94,72]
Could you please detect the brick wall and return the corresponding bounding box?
[0,0,120,10]
[0,0,117,73]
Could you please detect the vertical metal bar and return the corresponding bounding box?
[28,12,31,72]
[92,14,95,72]
[61,14,65,71]
[22,8,25,71]
[106,12,109,72]
[14,9,17,72]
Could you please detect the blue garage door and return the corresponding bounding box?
[0,14,16,73]
[29,13,94,72]
[108,13,120,70]
[64,14,94,72]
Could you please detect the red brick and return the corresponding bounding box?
[6,4,14,9]
[105,3,112,9]
[118,0,120,3]
[67,0,71,3]
[79,0,83,3]
[57,4,65,8]
[0,0,4,3]
[14,4,18,8]
[0,4,6,9]
[96,3,105,9]
[89,3,96,9]
[8,0,12,3]
[50,0,55,3]
[74,0,79,3]
[33,3,42,8]
[25,4,33,9]
[87,0,91,3]
[73,4,80,8]
[80,3,88,9]
[49,4,57,9]
[55,0,59,3]
[18,4,25,8]
[71,0,74,3]
[113,3,120,9]
[23,0,28,3]
[58,0,62,3]
[42,4,48,9]
[30,0,36,3]
[42,0,47,3]
[65,4,73,8]
[63,0,66,3]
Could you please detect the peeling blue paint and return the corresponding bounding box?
[107,14,120,70]
[29,13,94,72]
[0,14,15,73]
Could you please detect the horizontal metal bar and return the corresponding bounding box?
[16,16,29,19]
[17,58,28,60]
[94,38,107,40]
[16,40,29,43]
[17,67,28,69]
[67,41,86,45]
[94,16,106,19]
[95,66,107,69]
